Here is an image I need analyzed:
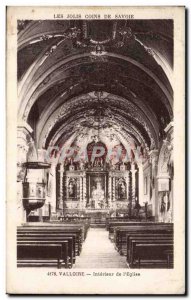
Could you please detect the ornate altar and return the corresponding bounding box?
[55,137,139,215]
[56,164,138,215]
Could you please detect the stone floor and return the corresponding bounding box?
[75,228,127,268]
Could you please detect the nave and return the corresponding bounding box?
[74,228,127,268]
[17,19,174,270]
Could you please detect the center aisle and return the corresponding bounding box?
[75,228,127,268]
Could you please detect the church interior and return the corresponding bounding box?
[17,19,174,269]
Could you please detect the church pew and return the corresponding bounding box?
[44,221,90,240]
[113,223,173,243]
[106,218,132,230]
[116,228,173,255]
[164,249,174,268]
[109,220,173,231]
[108,221,167,239]
[17,223,90,267]
[17,240,69,268]
[17,236,75,267]
[47,221,90,240]
[114,224,173,254]
[19,223,85,241]
[18,227,82,254]
[58,216,91,228]
[18,235,75,258]
[17,231,80,256]
[22,222,88,239]
[17,233,81,255]
[127,237,173,265]
[126,233,173,261]
[129,241,173,268]
[17,243,63,269]
[20,223,86,233]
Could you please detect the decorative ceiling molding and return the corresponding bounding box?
[17,20,173,162]
[36,90,159,143]
[18,52,173,123]
[37,92,158,151]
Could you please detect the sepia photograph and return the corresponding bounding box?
[6,6,185,294]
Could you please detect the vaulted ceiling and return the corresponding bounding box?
[17,19,173,153]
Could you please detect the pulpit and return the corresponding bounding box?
[22,161,50,221]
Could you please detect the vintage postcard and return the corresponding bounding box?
[6,6,185,294]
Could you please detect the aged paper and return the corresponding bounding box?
[6,6,185,294]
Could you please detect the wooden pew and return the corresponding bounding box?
[18,227,82,255]
[108,221,163,239]
[126,233,173,262]
[17,236,74,267]
[164,250,174,268]
[130,241,173,268]
[128,237,173,265]
[17,221,90,269]
[17,231,80,256]
[114,224,173,254]
[17,243,63,269]
[18,232,76,255]
[117,228,173,255]
[106,218,131,230]
[109,222,174,268]
[58,216,91,231]
[25,222,90,241]
[48,222,90,241]
[115,226,172,255]
[17,226,82,264]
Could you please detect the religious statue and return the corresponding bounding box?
[161,148,170,173]
[116,178,126,200]
[134,198,141,218]
[26,139,38,162]
[91,181,105,209]
[79,160,85,170]
[159,193,166,222]
[159,192,171,223]
[68,179,77,198]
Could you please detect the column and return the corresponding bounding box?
[104,175,107,205]
[138,163,144,206]
[108,174,112,209]
[128,171,132,216]
[149,150,159,219]
[59,164,64,210]
[131,163,137,208]
[48,163,57,213]
[17,181,26,223]
[112,176,116,210]
[17,123,33,222]
[168,182,173,223]
[82,173,87,209]
[79,175,83,209]
[164,122,174,223]
[125,171,130,202]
